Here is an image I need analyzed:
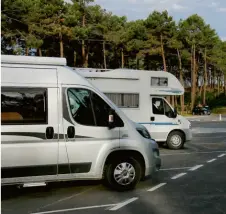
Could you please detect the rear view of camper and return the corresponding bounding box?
[78,69,192,150]
[1,55,161,191]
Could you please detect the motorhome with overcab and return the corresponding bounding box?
[78,68,192,150]
[1,55,161,191]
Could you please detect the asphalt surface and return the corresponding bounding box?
[2,120,226,214]
[186,114,226,122]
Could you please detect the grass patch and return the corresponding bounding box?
[180,113,192,116]
[212,107,226,114]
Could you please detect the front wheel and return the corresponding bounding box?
[104,157,142,191]
[166,131,185,150]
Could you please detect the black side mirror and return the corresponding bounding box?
[108,109,116,129]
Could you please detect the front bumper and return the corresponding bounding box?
[153,148,161,170]
[145,139,161,176]
[184,128,192,141]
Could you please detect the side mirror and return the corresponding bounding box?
[108,109,116,129]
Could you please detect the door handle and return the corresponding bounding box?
[67,126,75,139]
[150,117,155,121]
[46,127,54,139]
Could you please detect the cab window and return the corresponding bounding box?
[67,88,124,127]
[152,98,164,115]
[152,97,174,118]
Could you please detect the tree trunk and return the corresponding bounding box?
[59,32,64,58]
[203,48,207,105]
[160,34,167,71]
[82,13,86,67]
[136,54,139,69]
[217,75,220,96]
[175,96,178,108]
[82,40,86,67]
[26,47,29,56]
[84,45,89,68]
[74,51,76,67]
[212,68,215,90]
[199,78,203,98]
[190,46,193,109]
[103,41,107,69]
[38,48,42,57]
[177,48,184,114]
[224,73,226,96]
[191,44,196,110]
[221,72,224,91]
[207,67,210,90]
[121,48,124,68]
[171,96,175,108]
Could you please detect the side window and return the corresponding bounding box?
[91,92,111,127]
[92,92,124,127]
[67,88,95,126]
[151,77,168,86]
[1,87,47,124]
[104,93,139,108]
[152,98,164,115]
[67,88,124,127]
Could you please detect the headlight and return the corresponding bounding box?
[153,148,160,157]
[136,128,151,139]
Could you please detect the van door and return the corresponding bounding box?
[1,86,59,183]
[61,86,123,176]
[148,96,178,142]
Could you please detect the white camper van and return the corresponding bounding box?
[78,69,192,150]
[1,55,161,191]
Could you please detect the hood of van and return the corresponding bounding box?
[177,114,191,128]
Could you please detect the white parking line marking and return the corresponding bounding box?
[188,164,203,171]
[32,204,117,214]
[109,197,138,211]
[218,154,226,157]
[147,183,166,192]
[207,158,217,163]
[160,167,191,171]
[171,173,187,180]
[161,151,226,156]
[36,186,98,210]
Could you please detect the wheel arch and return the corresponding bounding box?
[102,150,146,180]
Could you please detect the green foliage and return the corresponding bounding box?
[207,93,226,108]
[1,0,226,108]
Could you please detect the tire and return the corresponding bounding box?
[166,131,185,150]
[104,157,142,191]
[157,142,165,147]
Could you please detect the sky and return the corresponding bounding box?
[93,0,226,41]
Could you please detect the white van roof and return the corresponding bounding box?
[1,55,66,66]
[1,55,87,86]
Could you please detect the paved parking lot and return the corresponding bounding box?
[2,121,226,214]
[186,114,226,122]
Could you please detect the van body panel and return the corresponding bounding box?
[1,70,61,182]
[1,55,161,187]
[61,84,122,177]
[1,66,57,85]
